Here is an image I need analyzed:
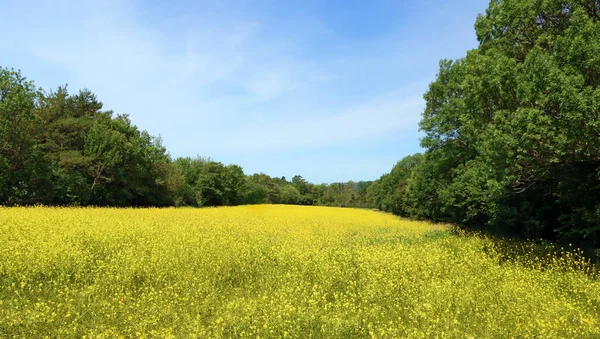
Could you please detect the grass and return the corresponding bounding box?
[1,205,599,338]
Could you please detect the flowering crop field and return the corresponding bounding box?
[1,205,599,338]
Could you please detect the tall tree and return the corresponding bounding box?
[0,68,52,204]
[368,154,423,216]
[416,0,600,244]
[38,86,107,204]
[85,114,176,206]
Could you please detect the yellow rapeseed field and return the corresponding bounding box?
[1,205,599,338]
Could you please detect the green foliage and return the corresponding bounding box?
[412,0,600,246]
[358,0,600,249]
[1,72,179,207]
[314,181,373,208]
[0,67,53,205]
[173,157,248,207]
[38,87,104,204]
[84,114,176,206]
[291,175,314,205]
[367,154,423,216]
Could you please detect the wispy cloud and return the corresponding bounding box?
[0,0,488,181]
[205,91,424,153]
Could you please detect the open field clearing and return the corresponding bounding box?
[1,205,599,338]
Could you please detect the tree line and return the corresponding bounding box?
[368,0,600,248]
[0,72,373,209]
[2,0,599,247]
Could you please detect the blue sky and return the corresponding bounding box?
[1,0,489,183]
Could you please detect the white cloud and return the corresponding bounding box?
[1,0,430,158]
[181,90,425,153]
[245,68,295,99]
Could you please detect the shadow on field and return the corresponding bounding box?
[450,227,600,278]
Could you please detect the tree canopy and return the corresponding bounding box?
[407,0,600,245]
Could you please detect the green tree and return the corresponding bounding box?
[37,86,106,204]
[0,68,53,204]
[174,157,248,207]
[242,177,267,204]
[369,154,423,216]
[417,0,600,244]
[279,184,302,204]
[292,175,314,205]
[222,164,247,205]
[84,114,176,206]
[246,173,283,204]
